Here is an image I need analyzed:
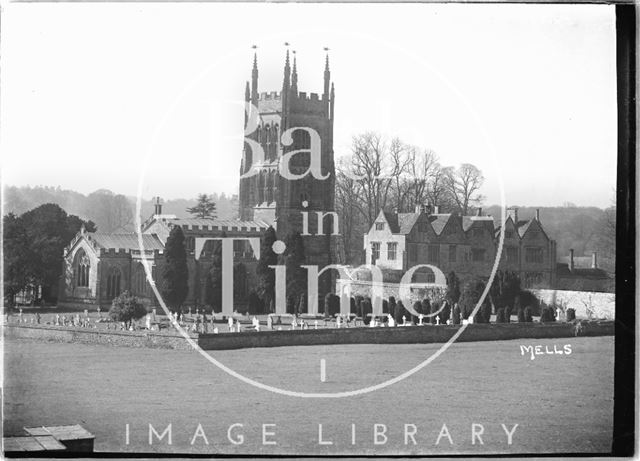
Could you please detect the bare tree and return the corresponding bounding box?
[335,157,362,263]
[348,132,405,226]
[442,163,485,215]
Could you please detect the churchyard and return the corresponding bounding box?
[3,335,613,455]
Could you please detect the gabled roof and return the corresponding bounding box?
[381,211,399,233]
[429,214,451,235]
[516,220,532,238]
[397,213,420,234]
[87,233,165,251]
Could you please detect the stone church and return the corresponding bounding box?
[58,50,338,310]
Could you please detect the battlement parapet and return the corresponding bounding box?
[99,248,132,256]
[259,91,281,100]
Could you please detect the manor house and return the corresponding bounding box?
[361,206,558,288]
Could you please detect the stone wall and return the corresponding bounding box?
[197,321,613,350]
[4,324,195,350]
[531,289,615,320]
[5,320,614,352]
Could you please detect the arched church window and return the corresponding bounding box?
[134,263,147,296]
[106,267,122,299]
[74,249,90,287]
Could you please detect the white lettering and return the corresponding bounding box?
[190,424,209,445]
[471,423,484,445]
[501,423,518,445]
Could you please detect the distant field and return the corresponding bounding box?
[3,336,613,455]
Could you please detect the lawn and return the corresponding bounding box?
[3,335,613,455]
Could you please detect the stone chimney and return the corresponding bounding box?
[154,197,163,215]
[476,207,482,216]
[536,208,540,221]
[569,249,575,271]
[592,252,598,269]
[507,207,519,224]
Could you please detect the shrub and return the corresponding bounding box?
[452,304,461,325]
[356,297,364,318]
[412,301,423,322]
[517,308,526,323]
[524,306,533,323]
[540,307,556,323]
[388,296,396,318]
[566,308,576,322]
[473,310,486,323]
[481,303,492,324]
[362,298,372,325]
[394,300,405,324]
[459,277,486,320]
[248,291,262,315]
[382,299,389,314]
[430,300,440,324]
[519,290,540,316]
[330,294,341,316]
[324,293,332,318]
[440,301,451,324]
[109,291,147,328]
[421,298,431,318]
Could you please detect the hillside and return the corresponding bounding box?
[3,186,239,233]
[3,186,615,272]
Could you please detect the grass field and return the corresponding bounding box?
[3,335,613,455]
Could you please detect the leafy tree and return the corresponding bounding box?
[324,293,332,318]
[459,277,486,320]
[412,301,423,324]
[445,271,461,305]
[350,297,358,315]
[256,226,278,313]
[233,263,248,303]
[109,291,147,328]
[9,204,95,303]
[3,213,29,307]
[440,301,451,324]
[452,304,461,325]
[161,226,189,311]
[394,300,405,325]
[205,238,223,313]
[282,232,306,306]
[524,306,533,323]
[187,193,217,219]
[247,291,262,315]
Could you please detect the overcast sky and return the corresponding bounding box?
[1,3,617,208]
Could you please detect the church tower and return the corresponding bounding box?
[238,48,336,271]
